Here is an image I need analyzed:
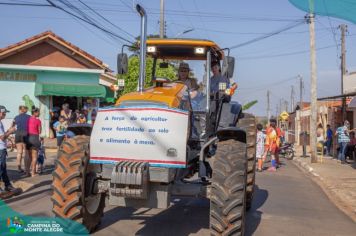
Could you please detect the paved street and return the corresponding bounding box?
[3,153,355,235]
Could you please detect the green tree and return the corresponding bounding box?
[118,56,177,96]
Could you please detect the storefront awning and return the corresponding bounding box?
[35,83,106,97]
[103,86,116,103]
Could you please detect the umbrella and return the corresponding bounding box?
[289,0,356,24]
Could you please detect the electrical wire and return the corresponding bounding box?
[0,2,50,6]
[192,0,210,39]
[55,0,125,44]
[77,0,135,39]
[45,0,133,44]
[238,44,337,60]
[239,76,298,91]
[229,20,306,50]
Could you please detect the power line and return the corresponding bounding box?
[192,0,210,39]
[238,44,337,60]
[229,20,306,50]
[45,0,133,44]
[1,0,134,44]
[77,0,134,39]
[0,2,51,7]
[55,0,125,44]
[239,76,298,90]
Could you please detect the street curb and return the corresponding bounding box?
[12,180,35,192]
[292,158,356,223]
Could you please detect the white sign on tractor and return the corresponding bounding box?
[90,106,189,168]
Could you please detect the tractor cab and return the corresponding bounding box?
[117,38,240,143]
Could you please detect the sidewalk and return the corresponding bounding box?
[0,150,57,193]
[292,145,356,222]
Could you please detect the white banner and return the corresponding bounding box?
[90,106,189,168]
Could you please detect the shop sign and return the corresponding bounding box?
[117,79,125,87]
[0,71,37,82]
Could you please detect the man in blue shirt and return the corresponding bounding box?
[210,62,230,94]
[0,105,16,198]
[326,124,333,156]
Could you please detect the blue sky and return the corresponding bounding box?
[1,0,356,116]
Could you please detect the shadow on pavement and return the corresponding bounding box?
[4,180,52,204]
[7,164,55,182]
[245,185,269,236]
[98,197,209,236]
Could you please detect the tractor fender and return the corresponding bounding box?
[216,127,246,144]
[67,123,92,137]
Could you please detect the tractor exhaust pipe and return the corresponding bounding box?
[136,4,147,93]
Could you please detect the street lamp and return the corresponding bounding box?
[174,28,194,38]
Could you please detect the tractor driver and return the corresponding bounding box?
[178,62,199,92]
[177,62,202,108]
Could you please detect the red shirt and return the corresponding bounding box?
[28,116,41,135]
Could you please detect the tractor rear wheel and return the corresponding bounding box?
[237,113,256,211]
[210,139,247,236]
[51,135,105,233]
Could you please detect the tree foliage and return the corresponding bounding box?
[117,56,177,96]
[242,100,258,111]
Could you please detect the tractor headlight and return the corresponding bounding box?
[147,46,156,53]
[194,47,205,54]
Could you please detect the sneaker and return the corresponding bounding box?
[267,167,277,172]
[0,187,12,199]
[5,185,16,192]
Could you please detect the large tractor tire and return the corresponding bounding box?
[237,113,256,211]
[51,135,105,233]
[210,139,247,236]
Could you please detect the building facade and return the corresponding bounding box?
[0,31,117,137]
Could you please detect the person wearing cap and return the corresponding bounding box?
[210,62,237,95]
[12,105,30,173]
[0,105,17,196]
[177,62,199,91]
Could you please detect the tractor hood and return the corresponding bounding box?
[116,82,186,108]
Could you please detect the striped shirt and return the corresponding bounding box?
[336,126,350,143]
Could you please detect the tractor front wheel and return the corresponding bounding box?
[51,135,105,233]
[210,139,247,236]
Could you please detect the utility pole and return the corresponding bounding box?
[340,24,347,120]
[275,104,278,118]
[284,100,289,112]
[160,0,165,38]
[307,12,318,163]
[299,74,307,157]
[267,90,271,120]
[291,85,295,112]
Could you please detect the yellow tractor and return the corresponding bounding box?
[51,4,256,236]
